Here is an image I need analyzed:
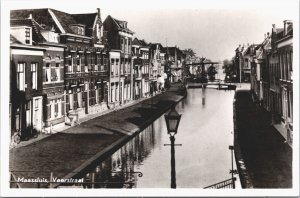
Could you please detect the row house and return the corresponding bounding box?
[271,21,293,143]
[103,15,134,108]
[132,38,151,99]
[164,46,185,83]
[250,36,271,106]
[250,20,293,145]
[10,21,45,138]
[10,8,109,133]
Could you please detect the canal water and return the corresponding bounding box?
[72,83,241,188]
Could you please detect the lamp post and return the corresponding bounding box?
[164,107,182,189]
[229,145,236,189]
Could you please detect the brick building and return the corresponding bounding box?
[10,26,45,140]
[103,15,134,107]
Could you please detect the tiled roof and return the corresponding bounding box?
[10,9,57,31]
[132,38,148,47]
[110,15,134,34]
[11,8,98,36]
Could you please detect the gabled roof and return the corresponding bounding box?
[132,38,148,47]
[107,15,134,34]
[10,8,98,36]
[11,9,57,31]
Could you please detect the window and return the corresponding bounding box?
[17,63,25,91]
[56,63,61,81]
[121,38,124,52]
[45,62,51,82]
[111,59,115,75]
[31,63,37,89]
[25,28,30,44]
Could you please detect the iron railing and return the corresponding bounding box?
[204,178,236,189]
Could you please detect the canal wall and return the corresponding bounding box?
[233,90,292,188]
[9,83,187,188]
[233,90,254,188]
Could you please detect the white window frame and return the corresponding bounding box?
[31,63,37,89]
[17,63,25,91]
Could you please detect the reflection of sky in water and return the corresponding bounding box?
[79,88,238,188]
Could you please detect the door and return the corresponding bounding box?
[32,97,43,132]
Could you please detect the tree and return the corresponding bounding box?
[183,48,196,59]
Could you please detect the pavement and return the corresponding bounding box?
[9,83,186,188]
[233,90,292,188]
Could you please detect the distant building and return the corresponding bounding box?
[271,21,293,143]
[249,20,293,145]
[164,46,185,82]
[132,38,151,99]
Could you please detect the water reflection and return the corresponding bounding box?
[62,87,237,188]
[72,124,157,188]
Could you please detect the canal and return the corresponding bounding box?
[69,84,241,188]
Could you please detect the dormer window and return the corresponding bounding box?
[25,28,31,44]
[70,24,85,36]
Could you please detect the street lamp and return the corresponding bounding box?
[164,107,181,189]
[164,107,182,137]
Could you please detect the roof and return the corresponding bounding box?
[108,15,134,34]
[10,8,98,36]
[11,9,57,31]
[148,43,164,51]
[132,38,148,47]
[11,18,46,43]
[10,34,22,44]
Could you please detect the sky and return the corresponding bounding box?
[4,0,298,61]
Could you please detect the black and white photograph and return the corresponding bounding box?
[0,0,299,197]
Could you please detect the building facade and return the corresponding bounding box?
[11,8,109,130]
[103,15,134,107]
[132,38,151,99]
[10,26,45,139]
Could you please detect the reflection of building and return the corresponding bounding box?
[75,124,156,188]
[132,38,150,99]
[103,15,134,107]
[10,25,45,138]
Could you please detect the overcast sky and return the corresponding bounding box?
[5,0,298,61]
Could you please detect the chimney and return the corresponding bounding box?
[283,20,292,36]
[272,24,276,33]
[97,8,101,21]
[28,13,32,19]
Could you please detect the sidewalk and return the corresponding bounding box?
[9,83,186,188]
[233,90,292,188]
